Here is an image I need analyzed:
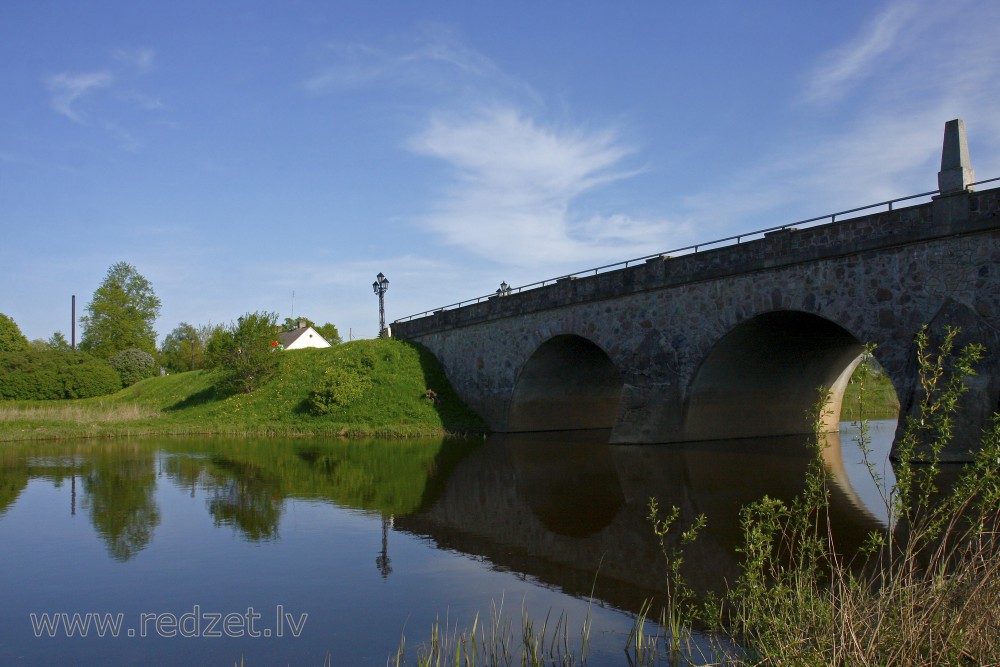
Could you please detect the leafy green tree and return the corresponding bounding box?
[48,331,71,351]
[315,322,342,345]
[79,262,161,359]
[0,313,28,352]
[210,311,280,394]
[160,322,210,373]
[28,339,50,351]
[281,316,314,331]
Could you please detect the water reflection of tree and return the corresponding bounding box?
[154,437,478,542]
[205,458,282,541]
[0,461,29,516]
[81,448,160,561]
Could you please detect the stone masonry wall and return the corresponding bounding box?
[395,189,1000,460]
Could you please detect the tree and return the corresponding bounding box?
[210,311,280,394]
[160,322,209,373]
[79,262,161,359]
[0,313,28,352]
[314,322,342,346]
[48,331,71,351]
[281,316,314,331]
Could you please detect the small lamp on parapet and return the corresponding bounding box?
[373,272,389,337]
[496,281,511,297]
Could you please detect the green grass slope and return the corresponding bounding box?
[0,339,487,441]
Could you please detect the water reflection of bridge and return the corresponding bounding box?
[395,429,889,615]
[1,433,893,616]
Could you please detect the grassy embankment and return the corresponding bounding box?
[0,338,486,442]
[841,364,900,421]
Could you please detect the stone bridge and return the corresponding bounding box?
[393,121,1000,462]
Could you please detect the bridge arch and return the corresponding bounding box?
[682,310,874,441]
[507,334,624,432]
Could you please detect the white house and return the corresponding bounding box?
[277,322,331,350]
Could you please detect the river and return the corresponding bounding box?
[0,421,897,665]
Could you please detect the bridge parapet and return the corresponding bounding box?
[394,187,999,339]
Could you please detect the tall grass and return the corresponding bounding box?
[0,402,160,423]
[391,597,592,667]
[710,326,1000,665]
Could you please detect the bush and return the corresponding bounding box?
[0,350,122,400]
[109,348,156,387]
[309,356,375,415]
[210,311,280,394]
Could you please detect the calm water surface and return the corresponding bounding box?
[0,422,896,666]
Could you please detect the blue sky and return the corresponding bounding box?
[3,1,999,344]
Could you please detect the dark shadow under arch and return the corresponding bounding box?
[507,335,624,432]
[683,311,867,441]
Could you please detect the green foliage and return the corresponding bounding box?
[108,348,156,387]
[160,322,211,373]
[210,311,280,394]
[0,338,487,441]
[48,331,71,351]
[715,326,1000,665]
[841,352,900,420]
[27,339,50,351]
[0,313,28,352]
[0,350,121,400]
[610,327,999,666]
[309,352,375,414]
[640,498,706,659]
[281,316,313,331]
[314,322,342,346]
[79,262,161,358]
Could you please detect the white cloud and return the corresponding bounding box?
[43,47,168,148]
[113,47,155,73]
[45,71,114,122]
[408,107,688,267]
[799,2,916,106]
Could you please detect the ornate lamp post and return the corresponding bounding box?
[496,281,511,297]
[372,272,389,337]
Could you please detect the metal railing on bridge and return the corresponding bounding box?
[394,177,1000,324]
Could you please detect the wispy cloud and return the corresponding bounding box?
[113,47,155,73]
[408,107,688,266]
[43,46,165,148]
[303,23,536,104]
[799,2,917,106]
[690,0,1000,233]
[45,71,114,122]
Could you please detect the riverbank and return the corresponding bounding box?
[0,339,487,442]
